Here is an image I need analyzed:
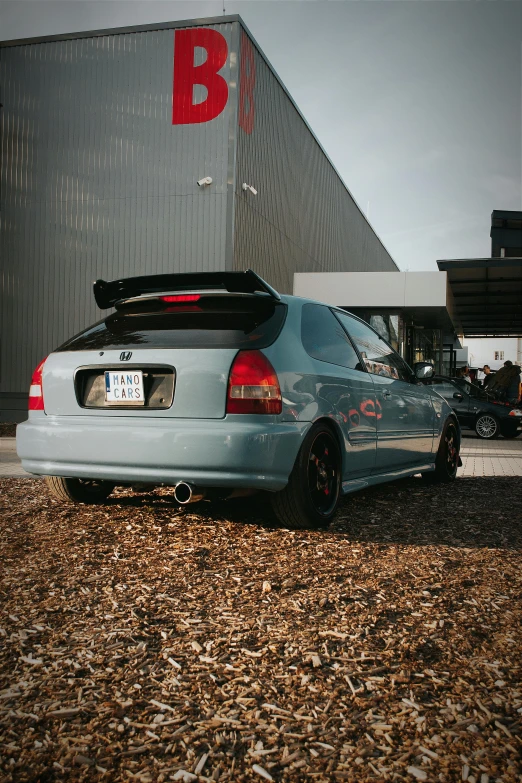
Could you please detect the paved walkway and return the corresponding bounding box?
[459,432,522,477]
[1,433,522,480]
[0,438,30,478]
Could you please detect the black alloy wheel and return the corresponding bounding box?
[475,414,500,440]
[271,423,342,529]
[307,430,340,517]
[423,418,460,483]
[442,421,459,479]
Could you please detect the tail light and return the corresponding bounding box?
[29,357,47,411]
[227,350,282,415]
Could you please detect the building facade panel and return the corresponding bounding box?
[233,31,398,294]
[0,21,238,402]
[0,16,400,420]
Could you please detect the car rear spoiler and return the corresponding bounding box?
[93,269,281,309]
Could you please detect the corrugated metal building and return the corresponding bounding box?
[0,15,398,421]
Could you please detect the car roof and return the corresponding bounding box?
[280,293,371,329]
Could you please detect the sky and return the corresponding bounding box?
[1,0,521,272]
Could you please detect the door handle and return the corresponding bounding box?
[382,390,392,399]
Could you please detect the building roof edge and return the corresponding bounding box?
[0,14,242,47]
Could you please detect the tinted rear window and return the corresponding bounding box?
[56,299,287,352]
[301,304,361,370]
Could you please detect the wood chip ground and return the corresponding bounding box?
[0,476,521,782]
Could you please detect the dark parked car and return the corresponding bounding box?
[423,376,522,439]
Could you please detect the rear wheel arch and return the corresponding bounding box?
[271,420,343,529]
[312,416,346,470]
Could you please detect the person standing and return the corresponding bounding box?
[490,360,521,403]
[456,366,472,384]
[482,365,494,390]
[505,362,521,405]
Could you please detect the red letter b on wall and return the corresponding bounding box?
[173,28,229,125]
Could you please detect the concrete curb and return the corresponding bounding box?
[0,438,17,452]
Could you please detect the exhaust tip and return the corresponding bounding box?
[174,482,205,505]
[174,481,193,504]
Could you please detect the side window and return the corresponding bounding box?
[335,312,412,383]
[431,381,460,399]
[454,380,472,395]
[468,383,485,399]
[301,304,362,370]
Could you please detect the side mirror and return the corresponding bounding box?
[453,392,464,402]
[414,362,435,380]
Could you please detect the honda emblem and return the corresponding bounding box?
[120,351,132,362]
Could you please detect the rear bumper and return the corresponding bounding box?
[16,415,310,491]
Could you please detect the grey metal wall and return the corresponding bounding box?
[233,31,398,294]
[0,21,238,408]
[0,16,400,420]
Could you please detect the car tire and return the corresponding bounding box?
[475,414,500,440]
[422,418,460,484]
[44,476,115,504]
[270,423,342,530]
[500,423,521,439]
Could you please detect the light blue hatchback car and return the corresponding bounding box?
[17,270,460,529]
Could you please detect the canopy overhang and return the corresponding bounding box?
[293,271,457,333]
[437,258,522,337]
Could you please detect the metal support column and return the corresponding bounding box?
[437,330,444,375]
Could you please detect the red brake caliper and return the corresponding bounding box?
[311,450,329,495]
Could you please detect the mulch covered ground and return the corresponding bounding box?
[0,423,17,438]
[0,477,521,783]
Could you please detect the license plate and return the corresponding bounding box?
[105,370,145,405]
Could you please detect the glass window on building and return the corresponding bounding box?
[412,328,441,367]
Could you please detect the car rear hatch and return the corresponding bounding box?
[43,289,287,419]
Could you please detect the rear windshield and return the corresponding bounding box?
[56,298,287,352]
